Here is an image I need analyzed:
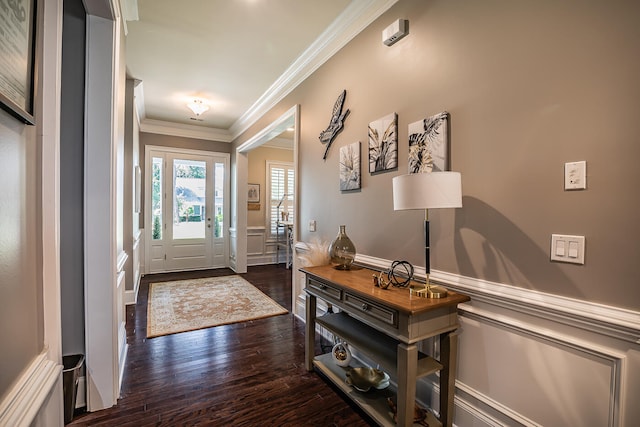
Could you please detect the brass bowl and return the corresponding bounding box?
[345,367,390,392]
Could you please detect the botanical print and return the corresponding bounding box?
[340,141,361,191]
[368,113,398,173]
[408,111,449,173]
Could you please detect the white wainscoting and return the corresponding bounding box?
[0,351,63,426]
[126,230,143,305]
[247,226,279,266]
[292,243,640,426]
[229,227,237,271]
[116,251,128,391]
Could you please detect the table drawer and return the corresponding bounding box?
[307,278,342,301]
[344,292,398,328]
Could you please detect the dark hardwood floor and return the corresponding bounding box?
[69,265,372,426]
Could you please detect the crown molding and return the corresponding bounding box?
[135,0,398,142]
[139,118,232,143]
[229,0,399,139]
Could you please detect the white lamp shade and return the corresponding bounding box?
[393,172,462,210]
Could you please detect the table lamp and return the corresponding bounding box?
[392,172,462,298]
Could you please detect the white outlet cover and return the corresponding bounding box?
[564,161,586,190]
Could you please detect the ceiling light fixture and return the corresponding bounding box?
[187,99,209,117]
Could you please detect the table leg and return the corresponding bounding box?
[397,343,418,427]
[439,331,458,427]
[304,293,317,371]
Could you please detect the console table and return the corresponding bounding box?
[302,265,469,427]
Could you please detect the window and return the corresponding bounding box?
[267,161,294,238]
[151,156,163,240]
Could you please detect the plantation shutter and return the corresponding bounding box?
[267,161,294,237]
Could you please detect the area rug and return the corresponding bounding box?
[147,275,288,338]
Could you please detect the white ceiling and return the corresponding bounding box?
[124,0,397,141]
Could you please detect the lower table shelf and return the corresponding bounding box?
[316,312,443,380]
[313,353,441,427]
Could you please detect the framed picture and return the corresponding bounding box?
[408,111,450,173]
[247,183,260,203]
[247,203,260,211]
[368,112,397,173]
[339,141,361,191]
[0,0,37,125]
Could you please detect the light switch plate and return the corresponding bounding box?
[551,234,585,264]
[565,161,586,190]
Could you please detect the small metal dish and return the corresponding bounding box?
[345,367,390,392]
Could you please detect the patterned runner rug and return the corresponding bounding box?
[147,275,288,338]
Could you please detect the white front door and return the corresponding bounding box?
[147,148,229,272]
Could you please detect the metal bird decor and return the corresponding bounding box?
[319,89,350,160]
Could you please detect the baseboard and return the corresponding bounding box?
[76,377,86,408]
[124,274,140,305]
[118,323,128,391]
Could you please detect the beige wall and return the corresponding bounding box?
[0,113,41,401]
[234,0,640,311]
[247,146,294,227]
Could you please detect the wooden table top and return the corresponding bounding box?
[301,265,470,315]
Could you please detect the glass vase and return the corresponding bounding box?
[329,225,356,270]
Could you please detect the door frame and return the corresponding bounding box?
[233,104,299,275]
[144,145,230,273]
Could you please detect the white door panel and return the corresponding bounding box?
[146,148,229,273]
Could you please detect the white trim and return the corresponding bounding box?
[434,270,640,344]
[305,246,640,344]
[294,245,638,426]
[0,351,62,427]
[116,250,129,272]
[236,105,299,153]
[139,118,232,142]
[235,105,299,275]
[143,145,231,274]
[457,304,625,426]
[134,1,398,142]
[229,0,399,138]
[133,79,145,124]
[83,9,120,411]
[117,319,128,390]
[126,231,143,305]
[455,381,543,427]
[39,0,64,366]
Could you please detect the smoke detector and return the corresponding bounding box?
[382,19,408,46]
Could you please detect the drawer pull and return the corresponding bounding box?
[319,284,327,290]
[361,303,369,311]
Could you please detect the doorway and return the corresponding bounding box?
[145,147,230,273]
[234,105,299,274]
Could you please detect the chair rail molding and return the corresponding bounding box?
[0,351,62,426]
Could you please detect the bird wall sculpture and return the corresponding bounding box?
[319,89,350,160]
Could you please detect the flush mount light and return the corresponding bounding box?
[187,98,209,117]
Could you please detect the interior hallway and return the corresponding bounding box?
[68,265,372,426]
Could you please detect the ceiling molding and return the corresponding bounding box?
[133,79,145,125]
[140,118,233,143]
[83,0,117,19]
[228,0,399,140]
[120,0,139,21]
